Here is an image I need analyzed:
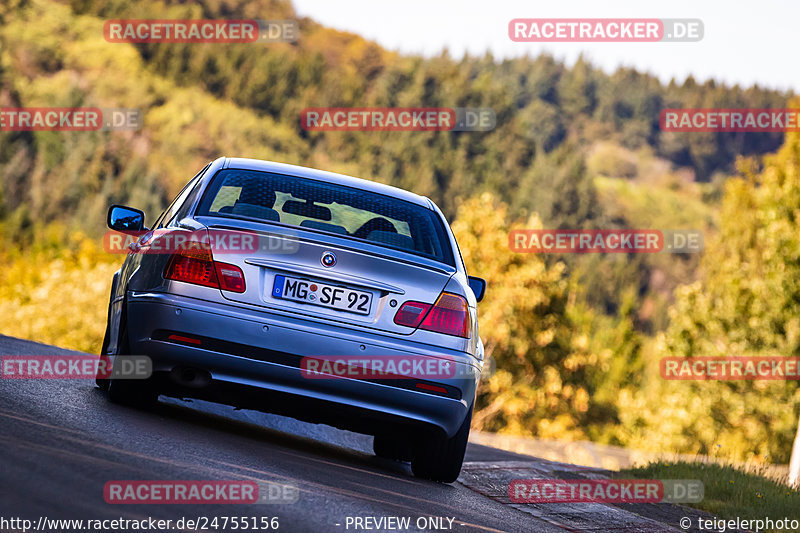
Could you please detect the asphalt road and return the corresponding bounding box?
[0,335,714,533]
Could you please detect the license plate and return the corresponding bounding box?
[271,275,373,315]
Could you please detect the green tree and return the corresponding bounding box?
[621,128,800,462]
[452,194,626,439]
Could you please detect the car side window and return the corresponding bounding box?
[154,163,210,229]
[168,176,206,227]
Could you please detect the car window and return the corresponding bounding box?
[168,173,207,227]
[197,169,454,266]
[154,163,210,229]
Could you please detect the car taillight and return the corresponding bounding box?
[216,263,245,292]
[394,292,471,338]
[164,247,246,293]
[421,293,471,338]
[165,247,217,288]
[393,301,432,328]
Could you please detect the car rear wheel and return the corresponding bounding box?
[102,302,158,408]
[96,323,111,391]
[411,406,472,483]
[107,371,157,408]
[95,286,116,391]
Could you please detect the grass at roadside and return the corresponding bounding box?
[619,461,800,532]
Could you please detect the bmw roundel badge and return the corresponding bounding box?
[321,251,336,267]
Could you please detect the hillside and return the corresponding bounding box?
[1,0,799,465]
[0,0,791,234]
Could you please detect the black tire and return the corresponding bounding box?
[107,372,157,408]
[104,301,157,409]
[411,406,472,483]
[373,433,413,462]
[94,287,114,391]
[96,359,110,390]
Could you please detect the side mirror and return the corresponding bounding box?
[468,276,486,302]
[107,205,146,233]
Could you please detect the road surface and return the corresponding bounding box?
[0,335,717,532]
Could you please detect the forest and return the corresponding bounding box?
[1,0,798,464]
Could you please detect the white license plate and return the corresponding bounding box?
[271,275,372,315]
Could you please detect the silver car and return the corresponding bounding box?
[98,157,486,482]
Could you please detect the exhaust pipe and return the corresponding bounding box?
[169,366,212,388]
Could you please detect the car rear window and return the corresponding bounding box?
[196,169,455,266]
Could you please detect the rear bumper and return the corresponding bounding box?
[125,291,479,438]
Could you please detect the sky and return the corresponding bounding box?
[291,0,798,93]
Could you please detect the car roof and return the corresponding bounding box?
[220,157,433,209]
